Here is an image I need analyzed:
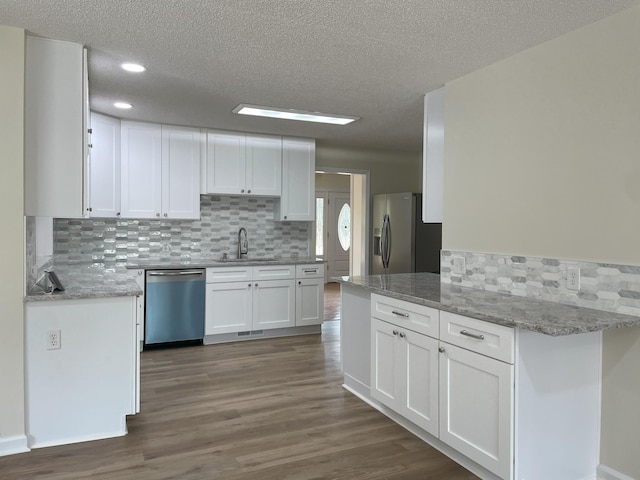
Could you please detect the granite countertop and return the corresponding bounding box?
[335,273,640,336]
[25,264,142,302]
[24,257,324,302]
[125,256,324,269]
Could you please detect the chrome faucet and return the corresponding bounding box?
[238,227,248,259]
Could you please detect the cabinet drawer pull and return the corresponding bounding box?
[399,332,406,338]
[391,310,409,318]
[460,330,485,340]
[438,346,445,353]
[303,269,317,273]
[392,330,399,336]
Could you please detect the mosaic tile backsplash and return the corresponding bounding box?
[441,250,640,317]
[53,195,310,265]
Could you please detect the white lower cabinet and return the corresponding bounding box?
[253,279,296,329]
[371,318,439,436]
[205,263,324,336]
[439,342,513,480]
[295,264,325,326]
[205,281,253,334]
[370,294,515,480]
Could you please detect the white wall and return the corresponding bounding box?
[443,6,640,477]
[0,25,27,454]
[316,143,421,196]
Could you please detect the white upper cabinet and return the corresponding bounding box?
[205,130,246,194]
[275,137,315,221]
[204,130,282,196]
[121,121,163,219]
[246,134,282,196]
[161,126,201,219]
[25,36,89,218]
[89,112,121,218]
[422,88,444,223]
[121,121,201,220]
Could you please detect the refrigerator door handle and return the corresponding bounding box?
[382,214,391,269]
[385,214,392,268]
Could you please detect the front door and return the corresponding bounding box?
[327,192,351,279]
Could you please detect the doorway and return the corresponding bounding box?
[314,169,370,282]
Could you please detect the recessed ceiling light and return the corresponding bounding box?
[232,104,359,125]
[114,102,133,109]
[121,63,146,73]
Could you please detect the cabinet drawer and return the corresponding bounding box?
[296,264,324,278]
[206,266,252,283]
[371,294,439,338]
[440,311,514,364]
[253,264,295,280]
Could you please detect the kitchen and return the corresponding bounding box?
[2,2,640,480]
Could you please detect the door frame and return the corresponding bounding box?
[315,167,370,278]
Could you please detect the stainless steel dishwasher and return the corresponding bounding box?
[145,269,205,348]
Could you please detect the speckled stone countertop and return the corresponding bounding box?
[25,264,142,302]
[126,256,324,269]
[335,273,640,336]
[24,257,324,302]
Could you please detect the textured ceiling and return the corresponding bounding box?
[2,0,638,152]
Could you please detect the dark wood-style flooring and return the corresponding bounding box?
[0,284,478,479]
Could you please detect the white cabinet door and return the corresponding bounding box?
[401,329,439,436]
[89,112,121,217]
[253,279,296,330]
[422,88,444,223]
[246,134,282,196]
[161,126,201,219]
[205,130,246,195]
[25,36,88,218]
[205,281,253,335]
[371,318,399,408]
[296,277,324,326]
[371,319,439,436]
[126,268,146,345]
[439,342,514,480]
[121,121,162,219]
[276,137,315,221]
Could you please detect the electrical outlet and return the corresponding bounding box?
[452,256,466,275]
[47,330,61,350]
[567,267,581,291]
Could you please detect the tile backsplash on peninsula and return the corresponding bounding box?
[52,195,310,265]
[441,250,640,317]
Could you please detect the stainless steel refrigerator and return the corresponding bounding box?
[372,193,442,274]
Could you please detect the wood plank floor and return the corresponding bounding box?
[1,289,478,480]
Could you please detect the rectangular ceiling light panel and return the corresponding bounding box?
[232,104,359,125]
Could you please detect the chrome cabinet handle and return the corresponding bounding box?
[391,310,409,318]
[248,283,252,287]
[241,189,245,193]
[303,269,317,273]
[392,330,399,336]
[399,332,406,338]
[460,330,485,340]
[156,213,160,217]
[439,347,445,353]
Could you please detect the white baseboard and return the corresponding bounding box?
[598,465,636,480]
[29,428,127,450]
[0,435,30,457]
